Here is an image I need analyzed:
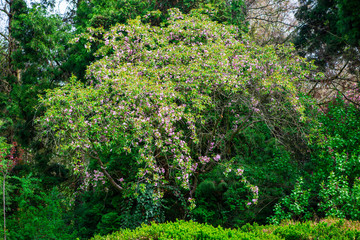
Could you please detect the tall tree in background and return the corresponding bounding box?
[0,0,27,145]
[10,3,73,146]
[0,0,73,147]
[295,0,360,103]
[0,0,26,85]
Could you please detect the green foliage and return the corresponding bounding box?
[232,121,303,224]
[318,172,360,219]
[96,212,122,236]
[5,175,75,239]
[71,192,106,239]
[270,98,360,222]
[192,118,305,227]
[270,220,360,240]
[295,0,360,70]
[75,0,156,29]
[309,98,360,192]
[9,3,72,142]
[72,184,165,238]
[199,0,247,31]
[11,4,72,85]
[0,137,11,167]
[0,175,16,239]
[0,1,74,160]
[335,0,360,46]
[269,178,312,224]
[75,0,247,29]
[156,0,248,30]
[192,164,260,227]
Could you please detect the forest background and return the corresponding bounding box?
[0,0,360,239]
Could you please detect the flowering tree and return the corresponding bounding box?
[38,9,315,207]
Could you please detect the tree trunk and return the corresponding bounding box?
[3,174,6,240]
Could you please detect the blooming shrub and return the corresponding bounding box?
[38,9,315,207]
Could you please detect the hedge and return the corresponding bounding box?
[91,218,360,240]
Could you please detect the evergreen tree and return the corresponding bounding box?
[295,0,360,72]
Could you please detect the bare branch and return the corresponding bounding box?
[0,32,9,41]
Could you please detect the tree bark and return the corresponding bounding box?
[3,174,6,240]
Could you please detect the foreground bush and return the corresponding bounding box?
[91,220,279,239]
[92,218,360,239]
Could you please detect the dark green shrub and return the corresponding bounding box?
[6,175,75,240]
[193,121,301,227]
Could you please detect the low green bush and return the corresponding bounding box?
[91,220,280,239]
[91,218,360,240]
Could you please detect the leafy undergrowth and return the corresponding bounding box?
[91,218,360,239]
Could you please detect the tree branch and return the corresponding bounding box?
[90,151,123,192]
[0,32,9,41]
